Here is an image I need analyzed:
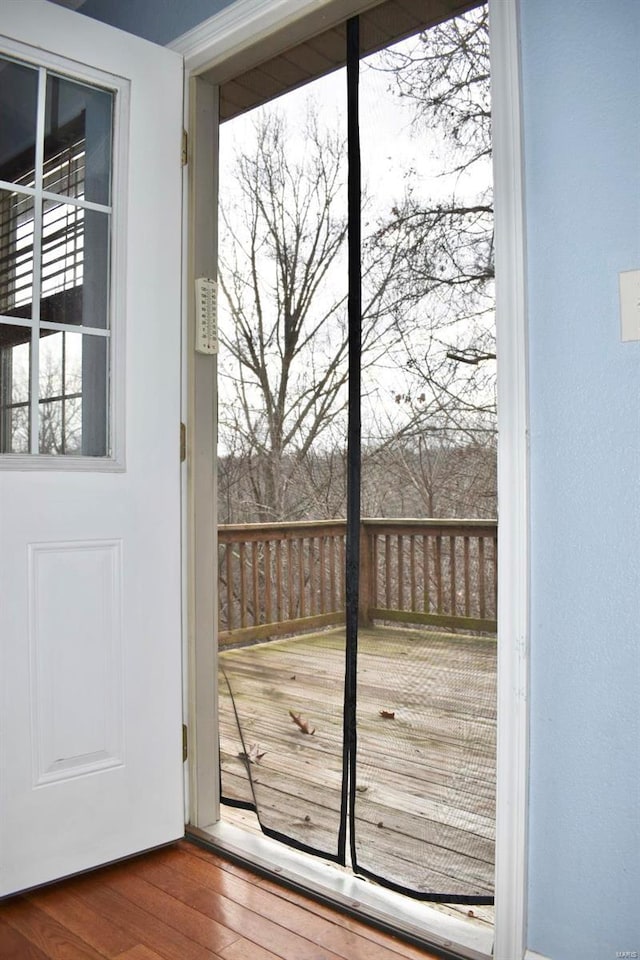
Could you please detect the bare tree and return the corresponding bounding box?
[369,3,496,449]
[218,110,401,521]
[218,5,496,524]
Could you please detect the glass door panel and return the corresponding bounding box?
[0,53,113,458]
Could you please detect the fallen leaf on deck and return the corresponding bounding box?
[289,709,315,735]
[379,710,395,719]
[238,743,266,764]
[355,784,368,793]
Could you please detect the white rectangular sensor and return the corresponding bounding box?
[619,269,640,342]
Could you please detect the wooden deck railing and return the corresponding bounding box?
[217,518,497,646]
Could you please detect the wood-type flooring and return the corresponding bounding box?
[0,840,444,959]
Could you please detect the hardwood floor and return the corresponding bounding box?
[0,840,442,959]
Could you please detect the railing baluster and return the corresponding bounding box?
[319,536,326,615]
[309,536,316,616]
[397,535,404,610]
[329,535,337,612]
[422,534,429,613]
[478,536,486,620]
[371,532,378,608]
[464,536,471,617]
[275,539,282,622]
[251,541,259,625]
[225,541,233,632]
[385,535,391,609]
[449,535,456,616]
[288,538,294,620]
[298,537,305,618]
[264,539,272,624]
[239,541,247,628]
[435,535,443,614]
[410,535,417,612]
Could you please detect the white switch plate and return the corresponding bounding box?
[619,268,640,341]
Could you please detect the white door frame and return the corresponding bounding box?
[174,1,530,957]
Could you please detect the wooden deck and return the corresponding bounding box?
[218,626,496,910]
[0,840,444,959]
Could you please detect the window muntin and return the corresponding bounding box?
[0,54,114,458]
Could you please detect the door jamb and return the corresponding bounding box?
[176,1,530,956]
[488,2,530,958]
[183,76,220,831]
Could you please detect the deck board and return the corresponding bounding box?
[218,625,496,903]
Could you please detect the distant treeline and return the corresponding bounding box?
[218,438,497,524]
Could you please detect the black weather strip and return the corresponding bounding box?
[341,14,362,871]
[352,861,496,906]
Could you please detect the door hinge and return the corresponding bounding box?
[180,422,186,462]
[181,129,188,167]
[182,723,188,762]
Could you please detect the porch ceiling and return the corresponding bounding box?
[204,0,481,122]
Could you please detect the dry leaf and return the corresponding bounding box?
[379,710,395,719]
[238,742,265,764]
[289,709,315,735]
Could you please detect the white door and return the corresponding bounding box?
[0,1,184,895]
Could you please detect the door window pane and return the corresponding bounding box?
[0,57,38,185]
[39,201,110,330]
[38,331,108,456]
[0,323,31,453]
[0,187,35,318]
[45,74,113,206]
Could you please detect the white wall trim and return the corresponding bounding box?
[524,951,553,960]
[170,0,384,76]
[489,0,530,958]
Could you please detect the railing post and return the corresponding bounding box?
[358,522,372,626]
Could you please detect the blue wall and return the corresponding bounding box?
[520,0,640,956]
[55,0,640,956]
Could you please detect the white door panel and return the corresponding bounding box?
[0,0,184,894]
